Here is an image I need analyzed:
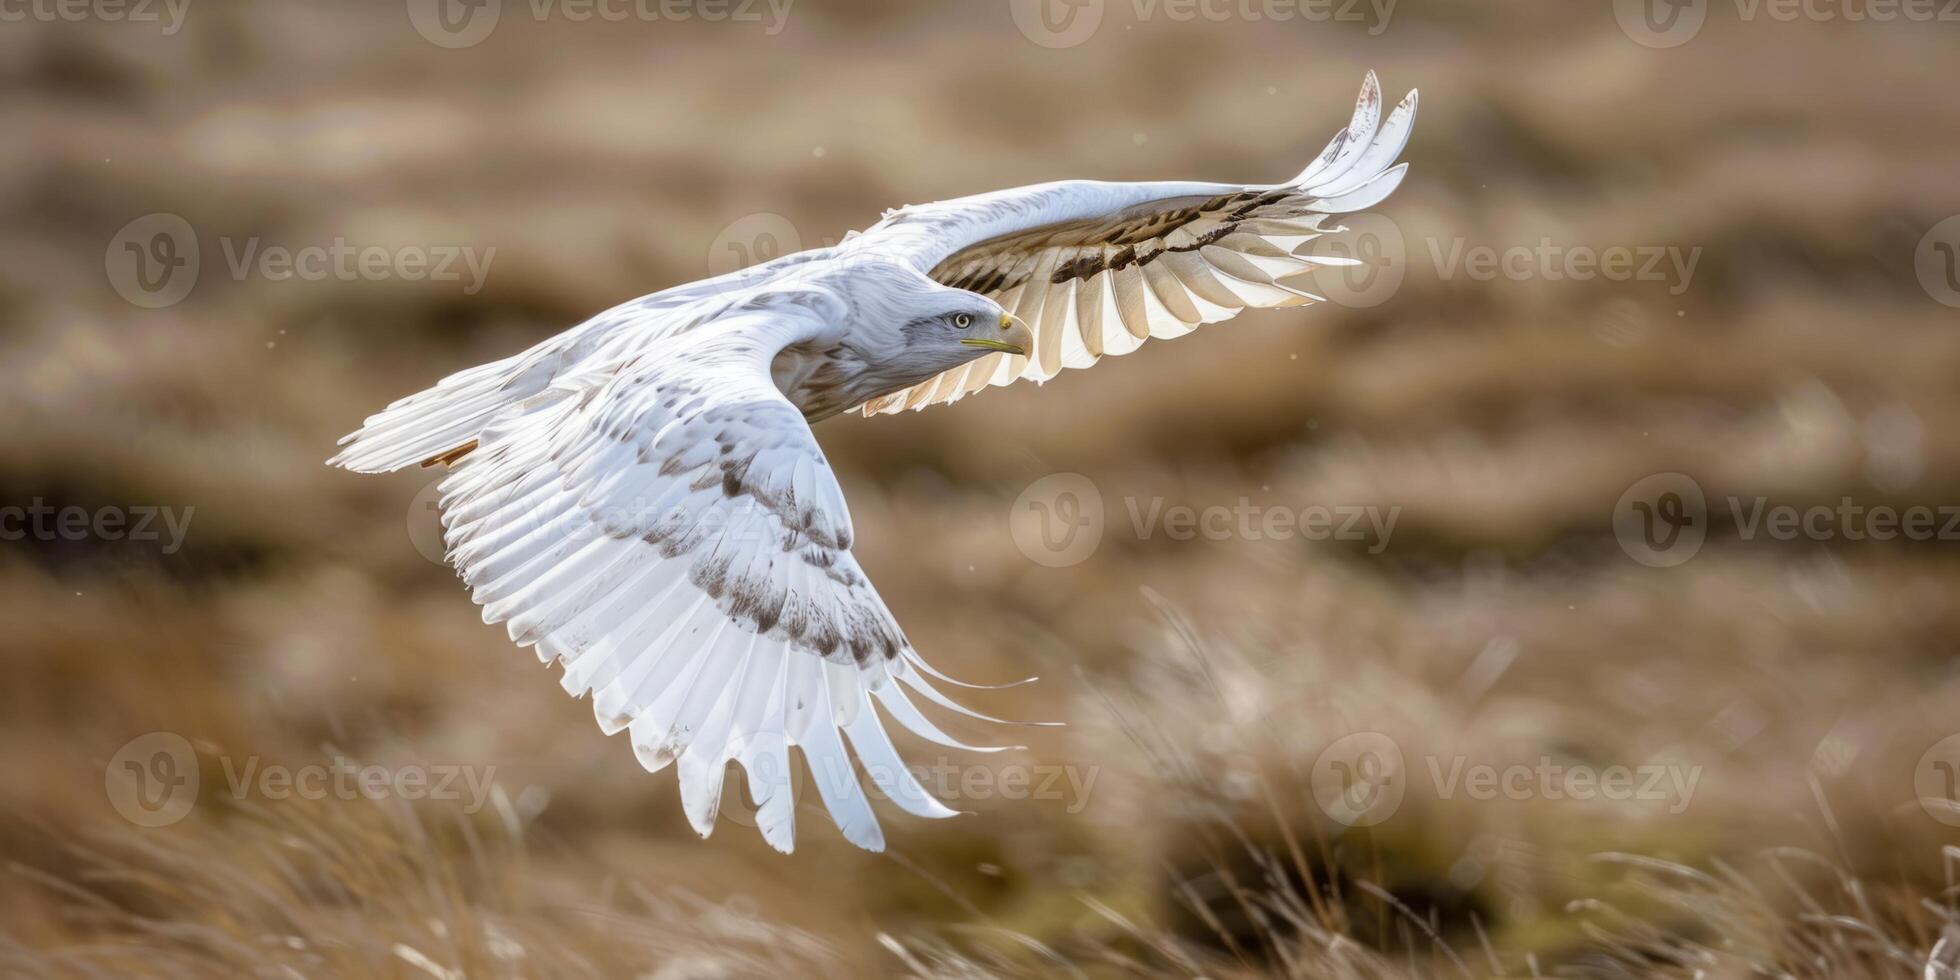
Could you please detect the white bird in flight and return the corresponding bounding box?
[331,73,1416,852]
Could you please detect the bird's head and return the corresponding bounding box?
[904,303,1033,363]
[843,264,1032,381]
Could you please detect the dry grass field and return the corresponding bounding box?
[3,1,1960,976]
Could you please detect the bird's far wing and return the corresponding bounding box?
[436,307,1012,852]
[851,73,1415,416]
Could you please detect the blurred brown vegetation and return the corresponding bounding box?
[3,0,1960,976]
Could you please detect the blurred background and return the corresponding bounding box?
[4,0,1960,975]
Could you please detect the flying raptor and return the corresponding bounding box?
[331,73,1417,852]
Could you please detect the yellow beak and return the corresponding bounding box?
[960,313,1031,357]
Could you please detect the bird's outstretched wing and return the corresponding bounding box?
[433,305,1009,852]
[329,248,831,475]
[851,72,1415,415]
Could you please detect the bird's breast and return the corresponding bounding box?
[771,341,891,422]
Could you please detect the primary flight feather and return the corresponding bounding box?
[330,73,1416,852]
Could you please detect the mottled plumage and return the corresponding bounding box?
[331,74,1416,852]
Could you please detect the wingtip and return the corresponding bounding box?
[1356,70,1381,111]
[758,811,797,853]
[843,821,888,852]
[900,649,1041,690]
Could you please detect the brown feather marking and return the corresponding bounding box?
[420,439,479,468]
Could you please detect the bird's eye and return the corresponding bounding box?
[954,314,971,328]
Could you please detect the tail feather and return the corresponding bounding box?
[330,248,829,474]
[329,349,565,474]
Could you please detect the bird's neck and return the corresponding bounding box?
[771,339,949,422]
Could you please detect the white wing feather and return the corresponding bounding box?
[432,303,1002,852]
[851,72,1416,415]
[329,248,832,474]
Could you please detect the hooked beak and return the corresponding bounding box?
[960,313,1031,357]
